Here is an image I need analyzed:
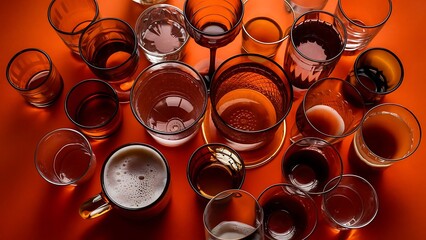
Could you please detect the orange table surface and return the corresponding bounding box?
[1,0,425,239]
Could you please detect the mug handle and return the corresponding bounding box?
[79,193,112,219]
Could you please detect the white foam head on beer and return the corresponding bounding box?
[103,145,168,209]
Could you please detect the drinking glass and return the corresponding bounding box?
[257,183,317,240]
[34,128,96,186]
[204,189,264,240]
[335,0,392,54]
[135,4,189,63]
[353,103,422,168]
[322,174,379,230]
[79,143,171,219]
[65,79,122,139]
[187,144,245,200]
[288,0,329,17]
[183,0,244,86]
[205,53,293,168]
[346,47,404,105]
[47,0,100,54]
[79,18,140,102]
[282,137,343,195]
[283,10,346,97]
[130,61,208,147]
[241,0,295,57]
[289,78,365,144]
[6,48,63,107]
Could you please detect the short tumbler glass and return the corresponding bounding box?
[130,61,208,147]
[6,48,64,107]
[34,128,96,186]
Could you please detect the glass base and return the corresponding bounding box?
[201,105,286,169]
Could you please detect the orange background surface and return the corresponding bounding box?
[0,0,425,239]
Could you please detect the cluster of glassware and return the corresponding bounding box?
[6,0,422,239]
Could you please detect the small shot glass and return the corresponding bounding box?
[47,0,100,54]
[187,144,245,201]
[135,4,189,63]
[6,48,64,107]
[34,128,96,187]
[65,79,122,139]
[346,47,404,105]
[322,174,379,230]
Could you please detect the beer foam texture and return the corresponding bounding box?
[103,145,168,209]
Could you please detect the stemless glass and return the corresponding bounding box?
[79,18,140,102]
[65,79,122,139]
[282,137,343,195]
[6,48,64,107]
[183,0,244,86]
[47,0,100,54]
[204,189,264,240]
[346,47,404,105]
[130,61,208,147]
[205,53,293,168]
[353,103,422,168]
[258,183,317,240]
[283,11,346,97]
[289,78,365,143]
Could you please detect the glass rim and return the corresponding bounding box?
[130,60,209,136]
[186,143,246,200]
[354,47,404,95]
[257,183,318,239]
[203,189,263,238]
[210,53,293,135]
[135,4,190,57]
[65,79,120,130]
[290,10,347,63]
[34,128,94,186]
[100,142,171,211]
[359,103,422,162]
[302,77,365,139]
[79,17,139,72]
[47,0,100,36]
[338,0,392,29]
[183,0,244,37]
[242,0,295,45]
[281,137,343,195]
[6,48,53,91]
[322,174,379,229]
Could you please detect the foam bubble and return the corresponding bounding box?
[103,145,168,209]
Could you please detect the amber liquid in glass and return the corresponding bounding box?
[76,93,118,127]
[362,112,412,159]
[195,162,235,198]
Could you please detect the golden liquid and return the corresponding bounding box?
[216,89,277,131]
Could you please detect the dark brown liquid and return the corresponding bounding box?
[262,194,309,239]
[285,20,343,89]
[196,163,235,198]
[362,113,412,159]
[356,66,388,92]
[283,149,329,192]
[76,93,117,127]
[92,41,133,68]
